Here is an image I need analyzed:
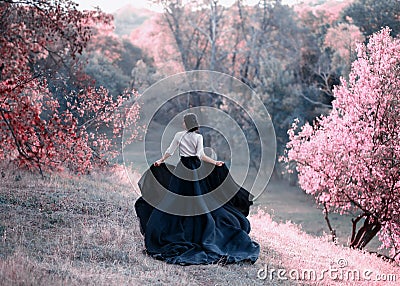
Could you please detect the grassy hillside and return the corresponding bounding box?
[254,179,385,252]
[0,167,398,285]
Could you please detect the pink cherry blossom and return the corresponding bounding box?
[284,27,400,261]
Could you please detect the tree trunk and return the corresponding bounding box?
[350,215,381,249]
[323,203,337,244]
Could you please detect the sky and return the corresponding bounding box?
[74,0,301,13]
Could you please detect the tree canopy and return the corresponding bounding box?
[285,28,400,260]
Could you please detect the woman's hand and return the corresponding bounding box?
[200,153,224,166]
[154,153,171,166]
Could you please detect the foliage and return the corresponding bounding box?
[284,28,400,260]
[110,1,397,178]
[342,0,400,37]
[323,23,364,76]
[145,0,331,172]
[83,34,144,96]
[0,0,139,175]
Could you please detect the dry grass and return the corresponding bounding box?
[2,166,397,285]
[0,166,282,286]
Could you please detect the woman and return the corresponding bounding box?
[134,113,259,265]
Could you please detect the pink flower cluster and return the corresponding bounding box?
[284,27,400,260]
[0,1,140,174]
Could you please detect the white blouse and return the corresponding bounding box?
[165,131,205,158]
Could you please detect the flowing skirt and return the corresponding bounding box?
[134,156,260,265]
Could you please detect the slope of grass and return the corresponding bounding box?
[0,167,398,285]
[254,179,385,252]
[0,168,283,286]
[250,211,399,285]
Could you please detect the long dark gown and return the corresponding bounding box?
[134,156,260,265]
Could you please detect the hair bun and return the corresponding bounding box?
[184,113,199,131]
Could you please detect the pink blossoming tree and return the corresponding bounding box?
[0,0,140,175]
[284,27,400,261]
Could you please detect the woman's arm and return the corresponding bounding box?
[201,154,224,166]
[196,134,224,166]
[154,152,171,166]
[154,132,180,166]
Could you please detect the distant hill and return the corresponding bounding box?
[113,5,159,36]
[294,0,352,25]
